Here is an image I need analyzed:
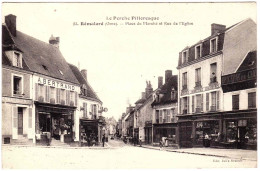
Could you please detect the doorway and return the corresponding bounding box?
[18,107,23,135]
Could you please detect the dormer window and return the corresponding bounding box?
[195,44,202,59]
[81,84,87,96]
[182,50,188,64]
[13,52,22,68]
[210,37,218,53]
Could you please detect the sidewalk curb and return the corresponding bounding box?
[140,146,257,161]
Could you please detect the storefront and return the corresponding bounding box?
[35,102,75,145]
[144,121,152,144]
[79,118,104,146]
[153,123,177,146]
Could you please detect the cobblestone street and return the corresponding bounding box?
[2,140,257,169]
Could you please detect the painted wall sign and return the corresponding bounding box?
[37,77,75,91]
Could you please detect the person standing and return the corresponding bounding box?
[102,134,105,147]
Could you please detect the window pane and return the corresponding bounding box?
[232,95,239,110]
[248,92,256,108]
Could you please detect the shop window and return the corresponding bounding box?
[39,114,51,132]
[210,63,217,83]
[248,92,256,108]
[182,72,188,90]
[13,76,22,95]
[210,37,217,53]
[245,119,257,145]
[232,94,239,110]
[195,68,201,87]
[226,121,237,143]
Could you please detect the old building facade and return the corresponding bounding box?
[177,18,256,148]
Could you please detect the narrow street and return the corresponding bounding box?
[2,140,257,169]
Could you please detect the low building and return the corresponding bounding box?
[69,64,104,145]
[151,71,179,147]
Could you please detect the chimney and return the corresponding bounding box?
[141,92,146,99]
[165,70,172,83]
[81,69,87,81]
[5,14,16,37]
[49,35,60,48]
[145,81,153,98]
[211,23,226,35]
[158,76,163,88]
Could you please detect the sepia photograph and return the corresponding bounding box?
[1,1,257,169]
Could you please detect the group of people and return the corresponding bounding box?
[82,132,98,146]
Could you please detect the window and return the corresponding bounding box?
[210,63,217,83]
[182,72,188,89]
[196,94,202,112]
[13,76,22,95]
[60,89,66,102]
[159,110,163,123]
[211,91,217,111]
[155,110,159,123]
[13,52,22,67]
[248,92,256,108]
[195,45,201,59]
[210,38,217,53]
[166,110,171,123]
[50,87,56,102]
[83,102,88,117]
[182,97,188,114]
[232,94,239,110]
[182,50,188,64]
[192,95,195,113]
[206,93,209,111]
[70,92,74,103]
[195,68,201,87]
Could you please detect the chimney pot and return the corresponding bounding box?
[81,69,87,81]
[49,35,60,48]
[165,70,172,83]
[211,23,226,35]
[5,14,17,37]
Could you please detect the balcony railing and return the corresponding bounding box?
[210,106,216,112]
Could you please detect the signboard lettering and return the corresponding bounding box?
[37,77,75,91]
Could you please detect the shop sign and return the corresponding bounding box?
[37,77,76,91]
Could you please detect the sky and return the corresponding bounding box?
[2,2,257,120]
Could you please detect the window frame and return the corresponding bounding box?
[182,50,188,64]
[232,94,240,110]
[182,72,188,89]
[12,73,23,96]
[248,92,256,109]
[210,37,218,53]
[195,67,201,86]
[12,51,23,68]
[195,44,202,59]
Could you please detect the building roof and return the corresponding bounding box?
[2,24,79,84]
[177,18,252,69]
[237,50,257,72]
[69,63,102,103]
[135,98,146,104]
[151,75,178,106]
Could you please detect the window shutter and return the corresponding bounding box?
[35,83,38,100]
[12,106,18,128]
[75,92,78,107]
[45,86,49,102]
[65,90,69,105]
[201,94,204,112]
[206,93,209,111]
[56,89,60,104]
[187,97,190,114]
[29,108,32,128]
[180,98,182,114]
[216,91,219,110]
[192,96,195,113]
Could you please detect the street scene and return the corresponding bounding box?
[1,2,257,169]
[2,138,257,169]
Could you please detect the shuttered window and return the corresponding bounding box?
[206,93,209,111]
[248,92,256,108]
[56,89,60,104]
[216,91,219,110]
[45,86,49,102]
[232,94,239,110]
[159,110,163,123]
[28,108,32,128]
[75,92,78,106]
[201,94,204,112]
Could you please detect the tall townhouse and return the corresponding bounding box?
[2,23,33,145]
[135,81,154,144]
[69,64,104,145]
[2,14,81,145]
[177,18,256,148]
[151,70,178,147]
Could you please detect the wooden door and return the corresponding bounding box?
[18,108,23,135]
